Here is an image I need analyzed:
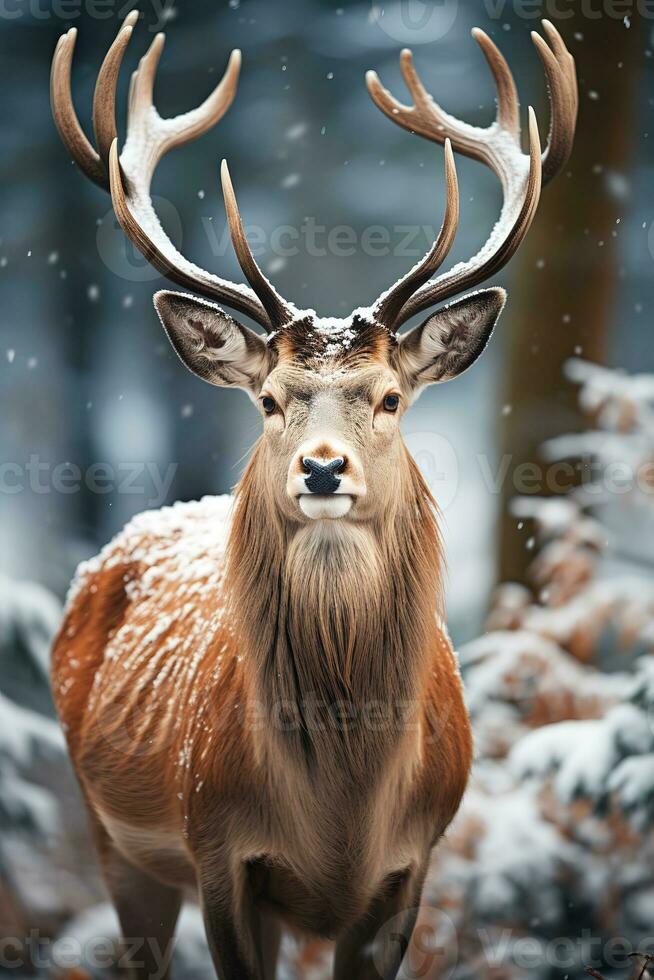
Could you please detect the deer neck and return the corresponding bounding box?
[226,443,443,778]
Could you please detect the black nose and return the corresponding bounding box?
[302,457,345,494]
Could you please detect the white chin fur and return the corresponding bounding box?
[299,495,353,520]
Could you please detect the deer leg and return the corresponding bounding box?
[260,911,282,980]
[100,846,182,980]
[333,863,428,980]
[200,866,279,980]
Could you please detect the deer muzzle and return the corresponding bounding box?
[287,440,366,520]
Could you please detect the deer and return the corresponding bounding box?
[50,12,577,980]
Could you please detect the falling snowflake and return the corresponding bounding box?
[286,122,307,141]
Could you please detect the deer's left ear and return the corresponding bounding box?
[395,288,506,392]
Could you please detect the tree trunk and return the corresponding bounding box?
[498,13,642,585]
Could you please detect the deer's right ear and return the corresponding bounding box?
[153,291,270,393]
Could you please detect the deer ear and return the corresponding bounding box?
[395,288,506,393]
[153,291,270,393]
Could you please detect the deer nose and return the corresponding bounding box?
[302,456,345,494]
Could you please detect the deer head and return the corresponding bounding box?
[51,15,577,526]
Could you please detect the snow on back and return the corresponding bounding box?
[60,497,237,806]
[65,494,234,613]
[63,495,233,701]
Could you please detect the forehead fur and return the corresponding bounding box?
[269,312,396,370]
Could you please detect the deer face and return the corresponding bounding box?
[154,289,506,524]
[262,358,402,524]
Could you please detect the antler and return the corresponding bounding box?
[366,20,577,331]
[50,14,295,331]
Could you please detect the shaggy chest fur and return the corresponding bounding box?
[52,494,472,935]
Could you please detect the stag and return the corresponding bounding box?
[50,13,577,980]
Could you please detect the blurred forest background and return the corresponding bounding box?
[1,0,654,977]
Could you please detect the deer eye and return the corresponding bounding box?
[382,393,400,413]
[261,396,277,415]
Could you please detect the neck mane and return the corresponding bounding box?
[226,441,443,774]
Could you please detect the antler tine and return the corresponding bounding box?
[116,37,246,244]
[364,69,412,134]
[374,140,459,330]
[472,28,520,139]
[50,29,107,188]
[398,107,543,326]
[366,57,465,151]
[542,19,578,113]
[163,48,242,152]
[397,47,430,107]
[368,36,520,165]
[220,160,294,329]
[127,30,166,131]
[92,13,138,172]
[531,22,578,183]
